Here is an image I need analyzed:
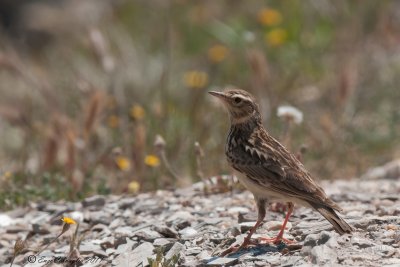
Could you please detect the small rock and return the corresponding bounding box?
[302,233,318,248]
[239,222,255,233]
[0,214,14,227]
[88,211,112,225]
[115,239,136,255]
[118,197,136,209]
[238,212,258,223]
[304,231,335,247]
[380,194,399,201]
[228,207,250,214]
[167,211,195,229]
[152,224,178,238]
[370,244,397,256]
[265,220,292,231]
[91,224,112,235]
[202,218,223,225]
[165,242,185,260]
[382,238,395,245]
[114,242,154,267]
[351,236,374,248]
[115,226,135,236]
[153,238,174,249]
[134,228,162,241]
[122,209,133,218]
[179,227,198,238]
[172,219,191,230]
[29,212,51,224]
[254,252,281,264]
[79,242,102,254]
[109,218,124,229]
[167,211,194,222]
[197,250,211,260]
[99,236,115,249]
[310,244,338,265]
[207,257,239,266]
[186,247,202,256]
[82,195,106,208]
[6,225,29,234]
[43,203,69,213]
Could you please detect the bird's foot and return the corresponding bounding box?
[220,237,257,257]
[258,235,295,245]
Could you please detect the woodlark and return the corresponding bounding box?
[209,89,352,256]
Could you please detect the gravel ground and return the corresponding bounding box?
[0,174,399,267]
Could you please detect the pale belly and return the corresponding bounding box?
[234,171,311,207]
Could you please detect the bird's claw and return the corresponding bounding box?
[257,236,295,245]
[220,237,258,256]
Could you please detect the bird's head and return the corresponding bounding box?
[209,89,261,124]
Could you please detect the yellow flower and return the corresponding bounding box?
[2,171,12,180]
[265,28,287,47]
[208,44,229,63]
[183,71,209,89]
[130,104,145,121]
[62,217,76,225]
[116,156,131,171]
[107,115,119,128]
[258,8,282,26]
[144,155,160,167]
[128,180,140,194]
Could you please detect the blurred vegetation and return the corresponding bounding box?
[1,0,400,209]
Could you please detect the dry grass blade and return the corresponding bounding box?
[83,91,104,142]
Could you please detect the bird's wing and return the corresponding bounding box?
[231,131,341,211]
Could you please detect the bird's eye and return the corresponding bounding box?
[233,97,242,104]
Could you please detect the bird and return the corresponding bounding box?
[208,88,352,256]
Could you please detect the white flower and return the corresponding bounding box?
[277,105,303,124]
[69,211,84,223]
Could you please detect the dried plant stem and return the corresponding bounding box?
[69,222,80,253]
[159,150,179,182]
[194,142,205,181]
[36,223,71,255]
[154,134,179,182]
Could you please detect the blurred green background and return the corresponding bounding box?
[1,0,400,209]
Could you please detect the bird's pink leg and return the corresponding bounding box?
[259,202,295,245]
[220,199,266,257]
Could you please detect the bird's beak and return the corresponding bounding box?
[208,91,228,100]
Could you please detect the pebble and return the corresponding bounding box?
[239,221,256,233]
[0,214,14,227]
[133,228,162,241]
[82,195,106,208]
[114,238,136,254]
[153,238,175,252]
[228,207,250,214]
[351,236,374,248]
[165,242,185,260]
[207,257,239,266]
[114,226,136,236]
[179,227,198,238]
[310,244,338,265]
[114,242,154,267]
[265,220,292,231]
[152,224,179,238]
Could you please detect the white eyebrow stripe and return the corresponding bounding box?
[232,94,252,102]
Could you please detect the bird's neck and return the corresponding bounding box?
[229,115,262,135]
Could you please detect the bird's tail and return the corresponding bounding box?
[310,204,353,235]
